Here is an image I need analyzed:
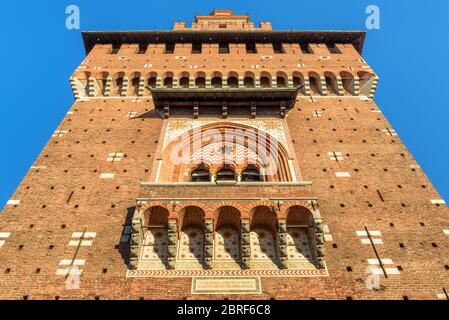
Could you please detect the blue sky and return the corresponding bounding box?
[1,0,448,208]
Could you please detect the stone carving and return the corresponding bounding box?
[278,233,287,245]
[129,258,139,269]
[130,245,140,257]
[203,220,214,269]
[128,210,144,270]
[166,220,178,270]
[167,257,176,269]
[240,219,251,269]
[315,233,324,245]
[242,233,250,245]
[167,245,176,257]
[204,234,213,245]
[276,221,288,269]
[168,233,177,245]
[279,257,288,269]
[168,222,177,233]
[316,257,326,269]
[316,245,325,257]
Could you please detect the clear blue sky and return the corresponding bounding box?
[1,0,448,209]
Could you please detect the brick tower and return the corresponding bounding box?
[1,10,448,299]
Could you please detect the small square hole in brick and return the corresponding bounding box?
[389,223,395,227]
[402,296,408,300]
[55,296,60,300]
[444,265,449,270]
[332,244,338,248]
[61,224,66,229]
[17,245,24,251]
[49,245,54,250]
[420,222,425,226]
[102,268,108,274]
[340,203,345,208]
[346,297,353,300]
[23,295,28,300]
[432,243,438,248]
[397,266,403,271]
[35,268,41,274]
[5,268,11,274]
[399,243,405,248]
[346,266,352,272]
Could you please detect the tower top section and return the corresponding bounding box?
[174,9,272,30]
[81,9,366,54]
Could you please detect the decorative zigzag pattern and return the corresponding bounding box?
[127,268,328,278]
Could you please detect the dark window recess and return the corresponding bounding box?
[218,43,229,54]
[300,43,313,54]
[273,42,285,54]
[137,43,148,54]
[242,168,261,182]
[190,169,210,182]
[246,42,257,54]
[192,43,202,54]
[326,43,342,54]
[164,43,175,54]
[147,77,157,88]
[110,44,121,54]
[219,23,226,29]
[216,168,236,181]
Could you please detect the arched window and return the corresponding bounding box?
[243,76,255,87]
[216,167,236,182]
[195,77,206,88]
[114,77,124,95]
[147,76,157,88]
[211,76,222,88]
[227,76,238,88]
[276,76,287,87]
[179,77,189,88]
[260,76,271,87]
[163,77,173,88]
[242,167,261,182]
[131,77,140,94]
[190,168,210,182]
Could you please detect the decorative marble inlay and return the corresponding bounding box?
[127,268,329,278]
[178,227,204,260]
[214,227,240,261]
[191,276,261,295]
[163,118,289,153]
[250,228,276,261]
[190,142,262,167]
